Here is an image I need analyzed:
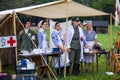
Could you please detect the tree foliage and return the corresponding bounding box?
[74,0,115,21]
[0,0,57,11]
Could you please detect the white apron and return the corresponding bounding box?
[42,32,48,49]
[80,41,84,61]
[52,31,70,68]
[84,41,96,63]
[39,29,48,49]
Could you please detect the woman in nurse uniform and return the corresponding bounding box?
[37,20,48,50]
[84,22,97,72]
[51,22,70,76]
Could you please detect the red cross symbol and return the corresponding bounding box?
[7,37,16,46]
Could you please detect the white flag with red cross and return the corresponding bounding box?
[0,36,17,48]
[115,0,120,26]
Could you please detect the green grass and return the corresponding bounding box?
[97,26,120,50]
[3,26,120,80]
[60,57,114,80]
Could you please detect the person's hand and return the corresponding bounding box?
[67,48,71,53]
[85,43,89,48]
[61,48,65,52]
[19,30,24,35]
[94,40,98,44]
[80,36,84,41]
[58,45,65,52]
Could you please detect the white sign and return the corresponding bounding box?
[0,36,17,48]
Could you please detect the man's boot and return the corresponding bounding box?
[72,63,78,76]
[76,64,80,74]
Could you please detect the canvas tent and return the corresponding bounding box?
[0,13,23,65]
[19,0,109,18]
[19,0,112,77]
[18,0,112,49]
[0,0,112,78]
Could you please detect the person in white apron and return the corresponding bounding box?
[37,20,48,50]
[83,22,97,72]
[51,22,70,76]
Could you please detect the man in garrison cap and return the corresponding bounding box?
[67,17,85,76]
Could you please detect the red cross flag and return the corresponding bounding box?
[115,0,120,26]
[0,36,17,48]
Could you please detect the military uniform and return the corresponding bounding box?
[67,17,85,76]
[69,26,81,75]
[18,29,36,51]
[70,26,81,63]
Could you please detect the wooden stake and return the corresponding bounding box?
[110,14,113,70]
[64,2,69,78]
[13,11,18,65]
[0,15,11,27]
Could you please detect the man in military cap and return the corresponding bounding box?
[18,20,36,53]
[67,17,85,75]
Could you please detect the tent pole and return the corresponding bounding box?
[110,14,113,70]
[64,2,68,78]
[47,18,49,24]
[0,15,11,27]
[64,17,68,78]
[13,11,18,69]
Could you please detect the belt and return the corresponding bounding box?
[73,38,79,40]
[87,40,93,41]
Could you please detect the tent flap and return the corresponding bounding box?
[0,14,23,65]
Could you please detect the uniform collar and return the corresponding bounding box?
[54,29,60,34]
[24,29,29,33]
[73,25,78,29]
[39,28,45,32]
[86,30,93,35]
